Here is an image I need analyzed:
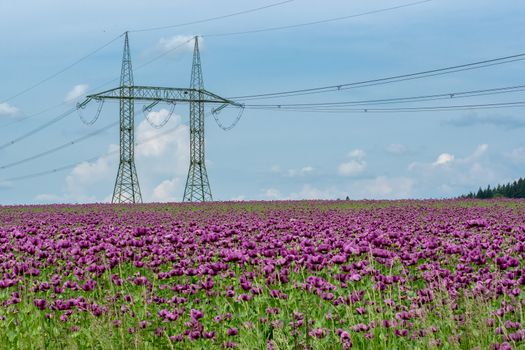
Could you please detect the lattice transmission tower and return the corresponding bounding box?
[112,32,142,204]
[183,37,212,202]
[78,34,241,203]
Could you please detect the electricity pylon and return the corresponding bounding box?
[112,32,142,204]
[77,34,241,203]
[183,37,212,202]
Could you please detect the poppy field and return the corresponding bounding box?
[0,200,524,349]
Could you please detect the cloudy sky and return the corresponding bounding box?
[0,0,524,204]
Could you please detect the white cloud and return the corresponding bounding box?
[35,144,118,203]
[152,178,180,202]
[136,110,189,179]
[466,144,488,160]
[64,145,118,202]
[351,176,414,199]
[408,144,500,195]
[271,164,315,177]
[385,143,407,155]
[410,145,488,170]
[40,107,191,204]
[270,165,281,173]
[0,102,18,117]
[138,110,177,157]
[338,148,367,176]
[155,35,197,58]
[505,147,525,164]
[289,185,339,200]
[35,194,63,203]
[301,165,314,173]
[135,109,191,202]
[286,165,315,177]
[338,160,366,176]
[261,177,414,201]
[264,188,282,199]
[433,153,454,166]
[231,195,246,201]
[65,84,89,102]
[348,149,366,159]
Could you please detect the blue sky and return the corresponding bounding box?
[0,0,524,204]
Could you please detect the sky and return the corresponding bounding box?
[0,0,525,204]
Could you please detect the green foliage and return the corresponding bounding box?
[463,178,525,199]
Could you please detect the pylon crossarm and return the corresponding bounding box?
[76,97,93,109]
[85,86,241,106]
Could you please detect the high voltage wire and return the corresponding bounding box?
[0,121,118,171]
[134,38,195,71]
[1,0,428,111]
[0,38,193,150]
[0,34,123,105]
[0,0,430,132]
[246,101,525,113]
[231,54,525,101]
[4,99,523,183]
[0,0,293,116]
[3,35,197,152]
[0,37,195,179]
[1,38,195,131]
[1,79,117,129]
[2,124,182,182]
[1,101,70,128]
[1,0,521,186]
[4,49,524,152]
[244,84,525,108]
[0,107,78,151]
[130,0,295,33]
[202,0,433,38]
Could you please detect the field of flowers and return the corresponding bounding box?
[0,200,524,349]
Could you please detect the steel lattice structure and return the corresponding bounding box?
[183,37,212,202]
[113,32,142,204]
[78,34,240,203]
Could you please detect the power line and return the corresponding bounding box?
[1,78,117,129]
[0,37,193,130]
[0,0,293,121]
[0,121,118,170]
[0,34,123,104]
[133,37,195,71]
[0,107,78,151]
[231,54,525,101]
[0,36,196,164]
[202,0,432,38]
[1,101,70,128]
[130,0,295,33]
[246,101,525,113]
[2,123,182,182]
[4,100,524,182]
[243,84,525,108]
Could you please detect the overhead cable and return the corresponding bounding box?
[131,0,295,33]
[1,36,193,130]
[0,107,78,151]
[2,124,182,182]
[0,121,118,170]
[245,101,525,113]
[0,34,123,104]
[243,84,525,108]
[202,0,433,38]
[231,54,525,101]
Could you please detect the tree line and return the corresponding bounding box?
[463,178,525,199]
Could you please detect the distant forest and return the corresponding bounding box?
[463,178,525,199]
